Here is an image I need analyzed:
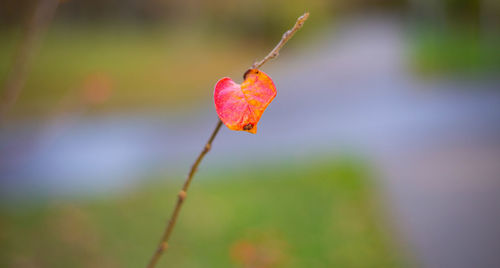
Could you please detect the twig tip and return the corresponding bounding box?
[299,12,310,22]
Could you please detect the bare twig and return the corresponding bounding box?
[252,12,309,69]
[146,120,223,268]
[0,0,59,124]
[146,12,309,268]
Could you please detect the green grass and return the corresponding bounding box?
[0,158,403,268]
[412,28,500,75]
[0,24,266,119]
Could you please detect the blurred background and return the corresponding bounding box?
[1,0,500,267]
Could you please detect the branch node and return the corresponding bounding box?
[204,143,211,152]
[178,190,187,201]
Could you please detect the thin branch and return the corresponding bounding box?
[146,120,223,268]
[252,12,309,69]
[0,0,59,124]
[146,12,309,268]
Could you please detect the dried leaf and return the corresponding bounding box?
[214,69,277,134]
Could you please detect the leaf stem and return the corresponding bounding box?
[146,12,309,268]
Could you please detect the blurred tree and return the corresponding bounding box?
[0,0,38,27]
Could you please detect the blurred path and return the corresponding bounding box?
[267,15,500,268]
[1,14,500,268]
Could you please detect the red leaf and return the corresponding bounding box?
[214,69,277,134]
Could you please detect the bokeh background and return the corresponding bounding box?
[1,0,500,267]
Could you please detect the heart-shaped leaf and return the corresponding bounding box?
[214,69,277,134]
